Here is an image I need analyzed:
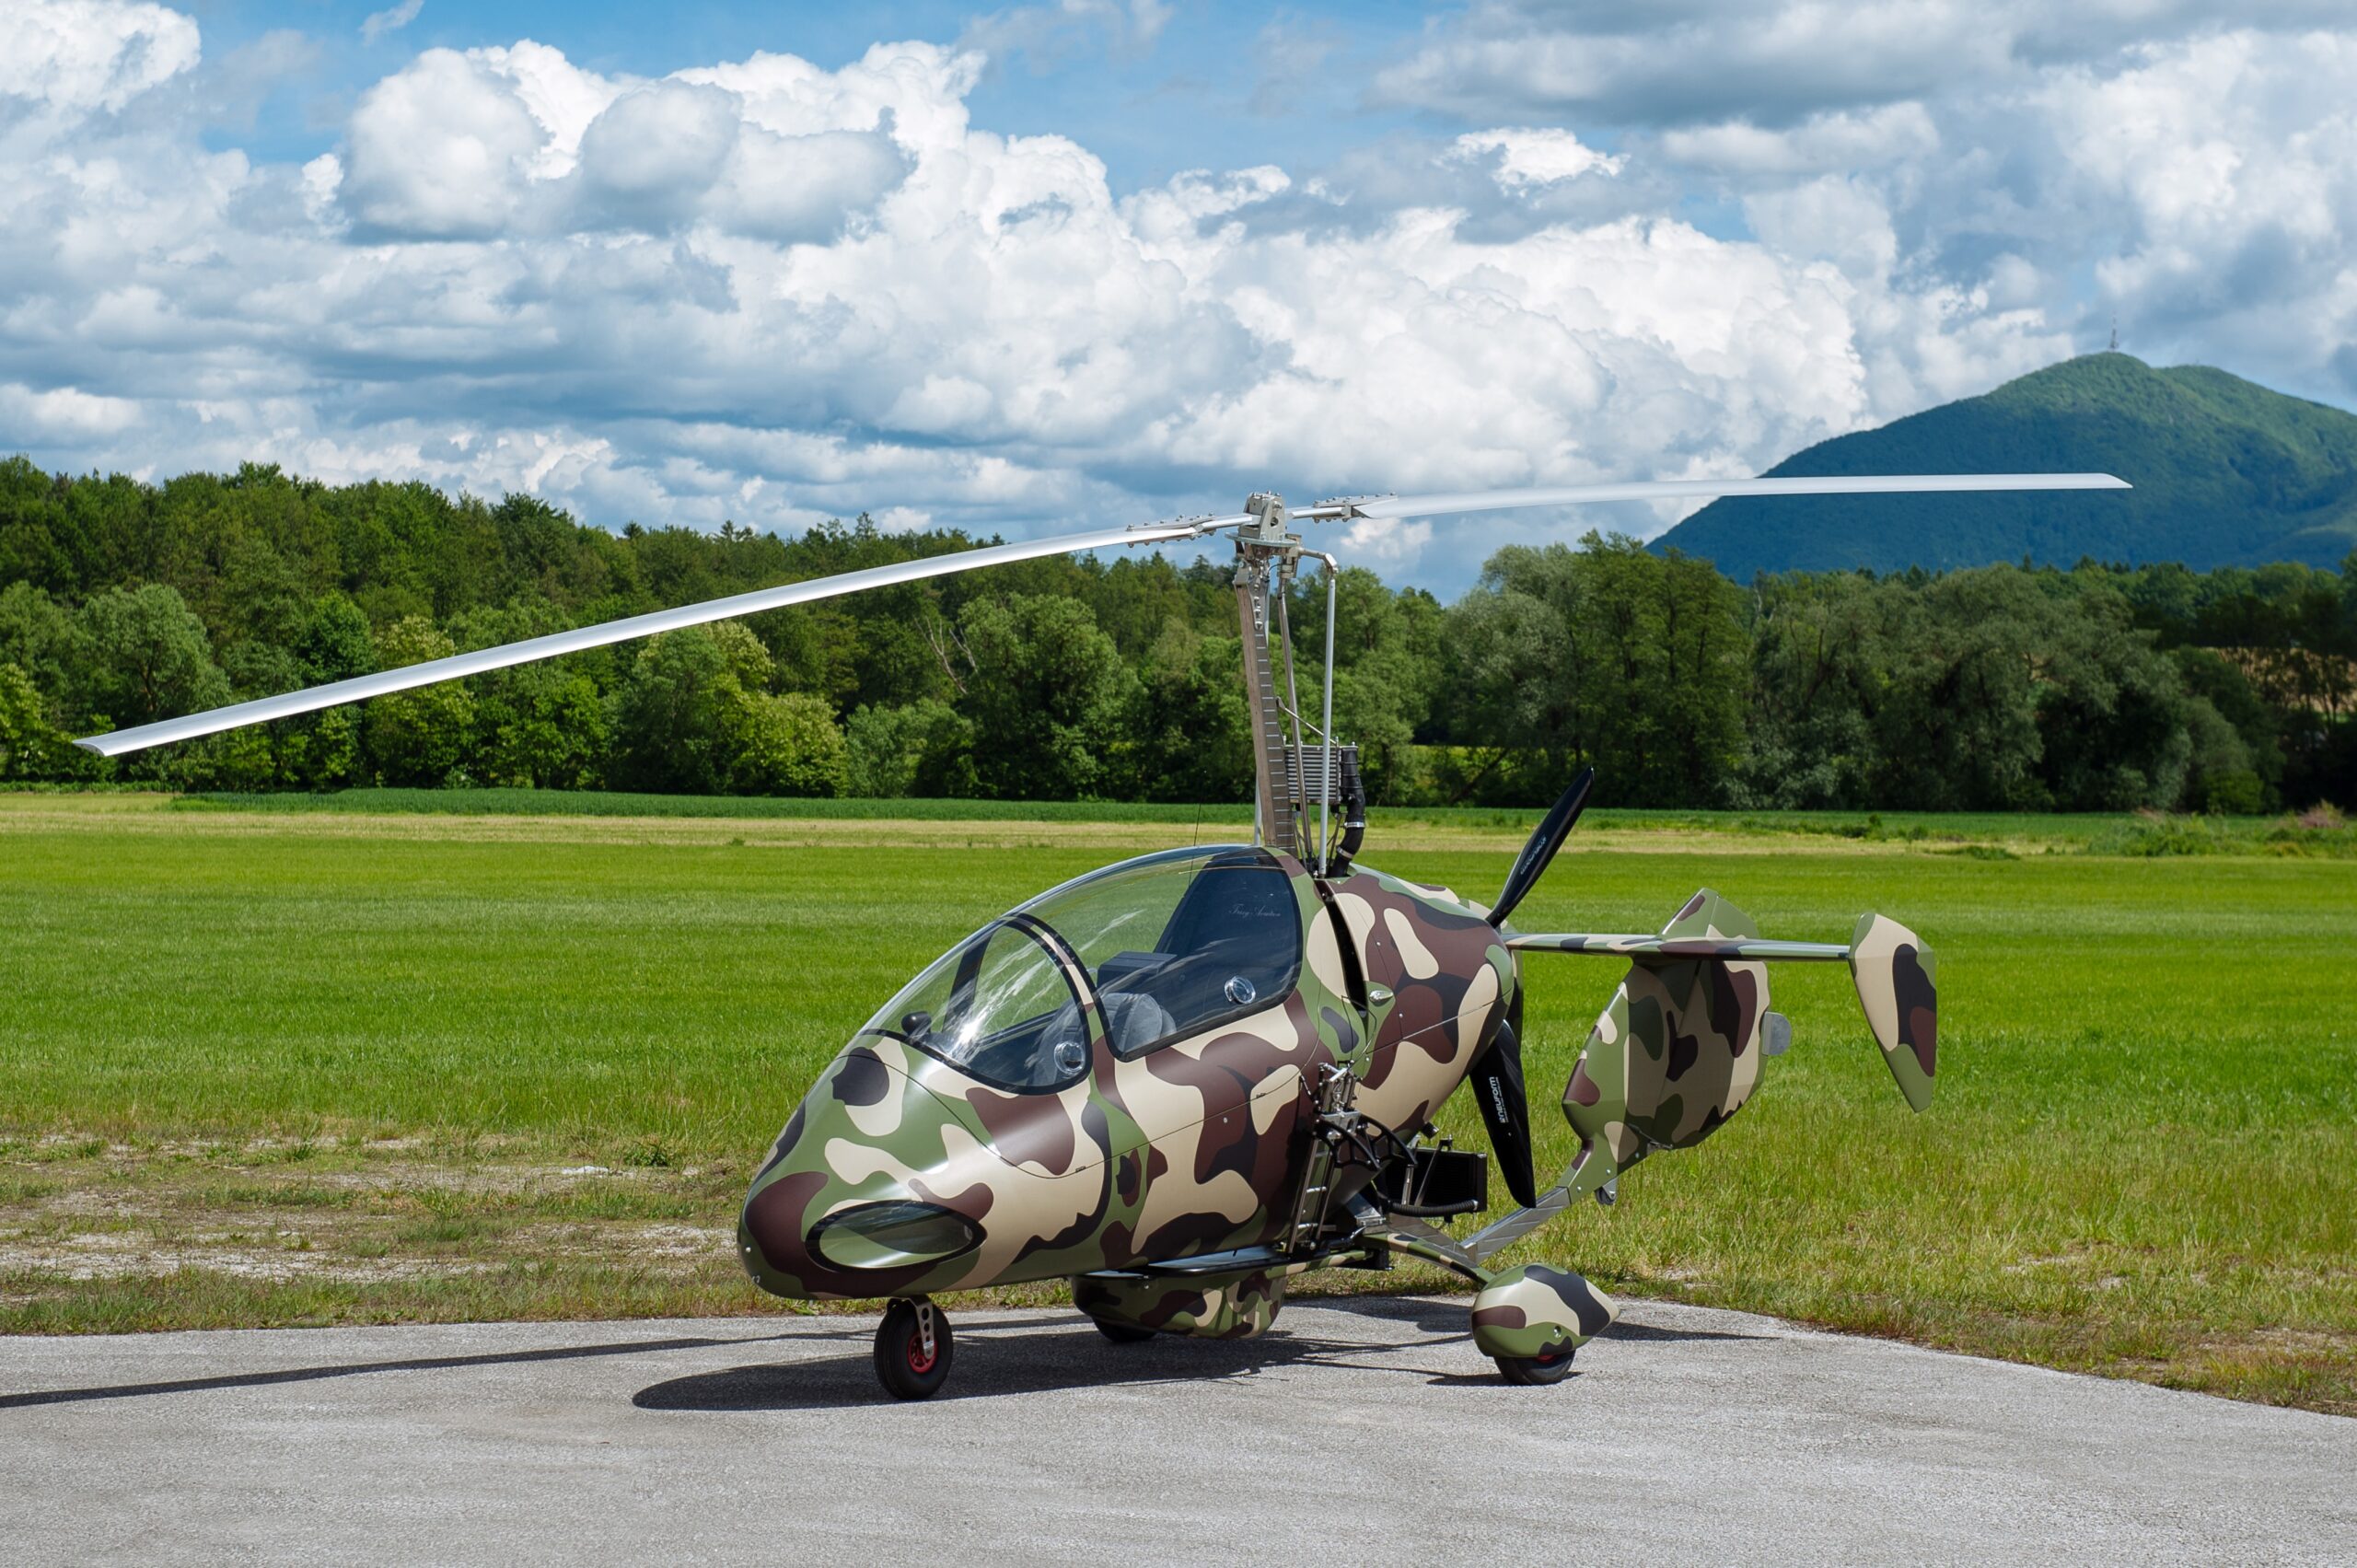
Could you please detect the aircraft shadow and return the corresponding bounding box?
[632,1295,1638,1410]
[632,1296,1777,1409]
[1603,1320,1774,1345]
[633,1323,1396,1411]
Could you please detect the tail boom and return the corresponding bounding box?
[1467,892,1938,1261]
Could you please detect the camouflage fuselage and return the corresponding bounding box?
[737,849,1515,1303]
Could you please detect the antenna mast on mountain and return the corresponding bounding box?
[2108,317,2119,353]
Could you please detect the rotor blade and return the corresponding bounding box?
[76,517,1237,758]
[1335,472,2130,522]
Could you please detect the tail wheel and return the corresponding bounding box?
[1088,1315,1155,1344]
[875,1298,954,1400]
[1494,1342,1577,1386]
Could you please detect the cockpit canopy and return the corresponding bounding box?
[856,846,1304,1092]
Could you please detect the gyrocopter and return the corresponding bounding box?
[81,470,2124,1398]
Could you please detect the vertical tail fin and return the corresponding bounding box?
[1849,914,1938,1111]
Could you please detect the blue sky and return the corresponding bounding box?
[193,3,1438,185]
[5,1,2352,596]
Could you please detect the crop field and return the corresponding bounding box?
[2,791,2352,1413]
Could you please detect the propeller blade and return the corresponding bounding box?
[1333,472,2130,522]
[76,517,1237,758]
[1488,767,1594,930]
[1466,1014,1538,1210]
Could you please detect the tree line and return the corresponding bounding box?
[1,456,2350,812]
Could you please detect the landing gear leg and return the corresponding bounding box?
[875,1297,954,1400]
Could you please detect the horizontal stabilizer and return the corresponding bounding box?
[1505,932,1852,962]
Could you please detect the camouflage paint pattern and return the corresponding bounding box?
[1326,865,1517,1135]
[739,847,1367,1303]
[1560,889,1771,1179]
[1469,1263,1619,1360]
[737,847,1535,1306]
[1850,912,1938,1111]
[1073,1266,1286,1339]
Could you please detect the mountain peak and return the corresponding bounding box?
[1657,355,2357,577]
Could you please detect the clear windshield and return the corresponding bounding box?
[859,919,1086,1092]
[863,845,1304,1092]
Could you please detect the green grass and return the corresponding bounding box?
[170,784,2351,854]
[2,794,2352,1412]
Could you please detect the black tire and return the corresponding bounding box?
[1494,1342,1577,1386]
[875,1299,954,1400]
[1088,1315,1155,1344]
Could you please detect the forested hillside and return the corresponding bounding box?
[1,455,2351,811]
[1661,354,2357,576]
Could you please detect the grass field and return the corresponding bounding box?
[2,791,2352,1414]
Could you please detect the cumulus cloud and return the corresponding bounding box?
[342,49,549,238]
[575,80,742,230]
[0,3,2351,593]
[0,0,199,118]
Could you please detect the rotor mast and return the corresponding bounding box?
[1235,495,1295,857]
[1234,494,1359,875]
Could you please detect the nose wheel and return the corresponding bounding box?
[875,1297,954,1400]
[1494,1343,1577,1385]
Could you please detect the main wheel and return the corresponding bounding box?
[1494,1342,1577,1386]
[1088,1315,1155,1344]
[875,1298,954,1400]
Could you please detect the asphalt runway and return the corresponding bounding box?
[4,1296,2351,1565]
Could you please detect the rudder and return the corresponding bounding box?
[1849,913,1937,1111]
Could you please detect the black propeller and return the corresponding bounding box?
[1466,989,1538,1209]
[1487,767,1594,930]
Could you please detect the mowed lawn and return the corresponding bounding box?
[1,793,2351,1413]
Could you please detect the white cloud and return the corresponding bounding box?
[360,0,422,46]
[2,6,2353,594]
[1448,128,1624,189]
[1338,516,1432,570]
[0,0,199,118]
[342,49,549,238]
[0,382,142,438]
[576,80,741,230]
